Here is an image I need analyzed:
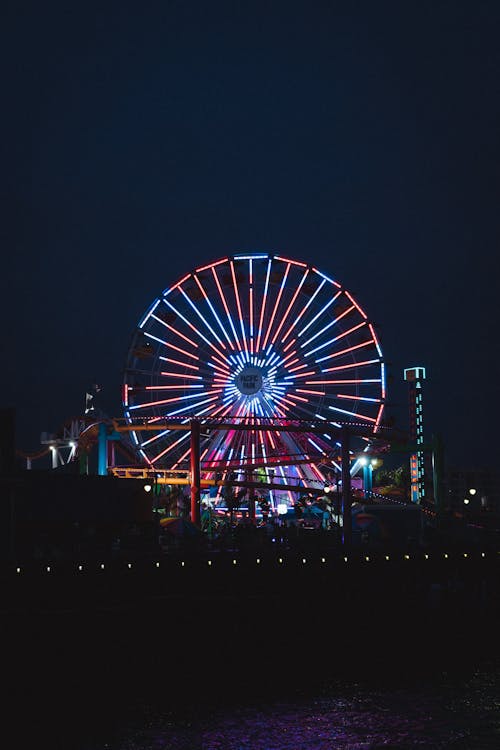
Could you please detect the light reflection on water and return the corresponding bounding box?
[98,666,500,750]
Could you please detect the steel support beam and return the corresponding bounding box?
[341,425,351,546]
[363,463,373,499]
[98,422,108,476]
[190,419,201,526]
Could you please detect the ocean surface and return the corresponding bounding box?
[3,558,499,749]
[83,661,500,749]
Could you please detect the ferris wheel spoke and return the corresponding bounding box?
[150,315,199,349]
[255,258,272,353]
[261,262,291,352]
[129,389,210,411]
[300,302,356,349]
[192,272,236,350]
[297,291,342,340]
[166,394,221,417]
[178,286,227,350]
[281,278,325,343]
[159,356,199,372]
[336,394,382,403]
[230,260,249,359]
[302,322,368,359]
[211,266,241,350]
[270,267,310,346]
[320,358,380,374]
[328,404,376,422]
[172,445,194,468]
[150,432,191,465]
[306,378,381,385]
[163,299,222,356]
[316,339,377,364]
[139,429,171,449]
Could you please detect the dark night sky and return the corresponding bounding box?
[1,1,499,468]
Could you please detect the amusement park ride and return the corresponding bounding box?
[18,252,442,529]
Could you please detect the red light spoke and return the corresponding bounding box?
[262,263,290,351]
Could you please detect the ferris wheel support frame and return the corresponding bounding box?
[185,417,354,542]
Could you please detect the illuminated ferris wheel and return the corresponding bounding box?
[123,253,385,495]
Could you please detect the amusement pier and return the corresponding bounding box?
[2,253,498,611]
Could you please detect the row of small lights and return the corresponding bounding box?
[12,551,497,574]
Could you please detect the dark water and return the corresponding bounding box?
[3,567,499,749]
[6,608,495,750]
[83,663,500,749]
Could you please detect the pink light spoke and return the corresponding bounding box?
[249,285,254,354]
[165,342,199,360]
[282,349,298,365]
[160,357,199,371]
[296,388,325,396]
[303,321,367,358]
[164,300,223,356]
[262,263,290,351]
[271,268,309,345]
[145,385,203,390]
[305,378,381,385]
[286,393,309,403]
[212,266,240,349]
[288,363,310,373]
[301,304,355,349]
[129,397,182,410]
[316,339,375,363]
[230,260,248,358]
[179,288,227,350]
[211,353,231,370]
[322,358,380,373]
[193,273,234,349]
[172,447,191,468]
[153,314,198,348]
[337,394,382,403]
[256,259,272,352]
[150,433,190,464]
[160,372,202,380]
[140,429,171,449]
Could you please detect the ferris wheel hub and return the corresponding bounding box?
[235,366,263,395]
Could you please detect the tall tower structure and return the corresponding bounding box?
[404,366,426,503]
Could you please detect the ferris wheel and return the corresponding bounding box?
[123,253,385,498]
